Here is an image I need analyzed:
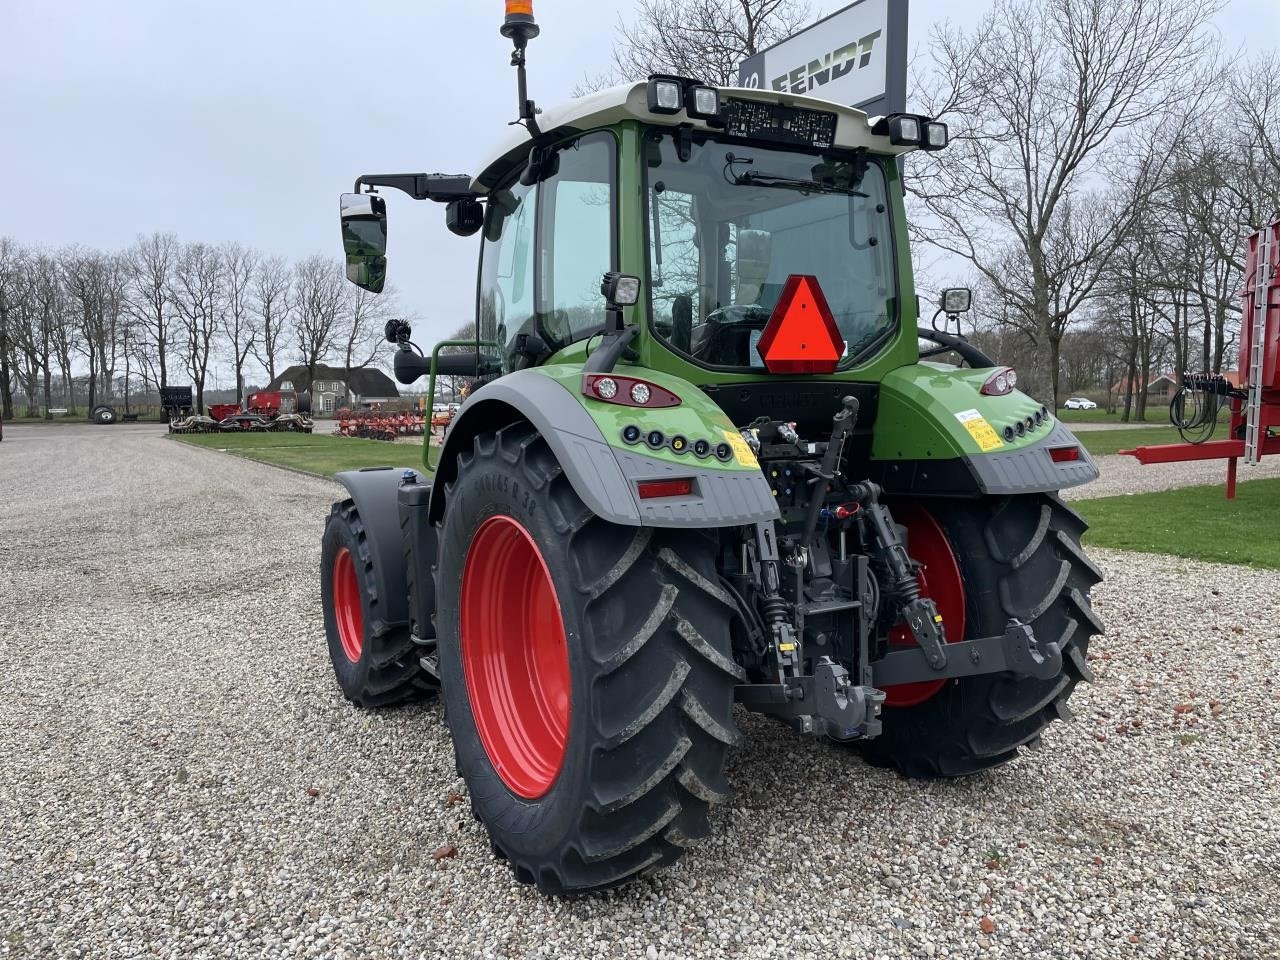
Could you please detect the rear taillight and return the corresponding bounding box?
[637,478,694,499]
[1048,446,1081,463]
[582,374,681,408]
[980,367,1018,396]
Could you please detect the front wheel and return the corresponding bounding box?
[435,423,742,894]
[857,493,1103,778]
[321,499,436,707]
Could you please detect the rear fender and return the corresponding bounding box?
[427,367,779,528]
[870,364,1099,495]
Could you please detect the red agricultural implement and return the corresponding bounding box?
[335,407,431,441]
[1122,222,1280,497]
[169,389,314,434]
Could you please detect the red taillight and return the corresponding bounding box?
[637,478,694,499]
[582,374,681,408]
[756,275,845,374]
[1048,445,1081,463]
[980,367,1018,396]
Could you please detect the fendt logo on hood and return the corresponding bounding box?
[770,30,882,96]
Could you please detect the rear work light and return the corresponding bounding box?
[980,367,1018,396]
[1048,446,1081,464]
[637,478,694,499]
[647,76,684,114]
[582,373,681,408]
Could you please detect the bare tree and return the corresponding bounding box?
[292,255,345,389]
[583,0,811,91]
[169,243,224,413]
[915,0,1220,407]
[252,255,291,384]
[220,242,259,403]
[0,238,24,419]
[125,232,178,389]
[340,286,395,404]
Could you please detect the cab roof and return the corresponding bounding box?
[473,81,914,192]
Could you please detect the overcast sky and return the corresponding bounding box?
[2,0,1275,384]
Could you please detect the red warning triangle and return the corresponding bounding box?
[755,275,845,374]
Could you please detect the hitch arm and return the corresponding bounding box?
[872,620,1062,686]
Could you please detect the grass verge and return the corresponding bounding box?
[1073,426,1185,457]
[1079,478,1280,570]
[171,432,421,477]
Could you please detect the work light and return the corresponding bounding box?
[940,287,972,314]
[872,113,927,147]
[601,271,641,307]
[922,121,949,150]
[890,116,920,145]
[647,78,684,115]
[686,85,720,120]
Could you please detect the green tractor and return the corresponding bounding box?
[320,4,1102,895]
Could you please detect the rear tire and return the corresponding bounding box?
[435,423,742,894]
[321,499,436,707]
[857,493,1103,778]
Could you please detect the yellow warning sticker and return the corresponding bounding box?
[720,429,759,468]
[955,408,1005,452]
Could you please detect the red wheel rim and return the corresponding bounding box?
[882,505,966,708]
[461,515,571,800]
[332,547,364,663]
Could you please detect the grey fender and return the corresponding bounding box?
[427,369,779,529]
[334,465,420,628]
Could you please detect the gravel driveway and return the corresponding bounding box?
[1,424,1277,959]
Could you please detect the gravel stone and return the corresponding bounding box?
[1,423,1277,959]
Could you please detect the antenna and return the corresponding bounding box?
[501,1,541,135]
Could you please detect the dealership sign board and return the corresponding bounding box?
[737,0,908,117]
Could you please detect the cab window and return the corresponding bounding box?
[537,132,616,348]
[478,180,537,370]
[478,131,615,371]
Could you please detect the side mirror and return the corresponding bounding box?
[340,192,388,293]
[940,287,972,314]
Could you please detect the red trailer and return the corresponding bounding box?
[1122,222,1280,497]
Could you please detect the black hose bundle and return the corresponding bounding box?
[1170,384,1221,444]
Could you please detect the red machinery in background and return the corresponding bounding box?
[1122,222,1280,498]
[170,390,313,434]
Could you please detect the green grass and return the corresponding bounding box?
[1074,426,1183,456]
[1079,478,1280,570]
[171,432,422,477]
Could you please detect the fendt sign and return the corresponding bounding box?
[737,0,908,117]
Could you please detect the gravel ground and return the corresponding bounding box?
[1,423,1278,960]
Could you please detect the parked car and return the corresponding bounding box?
[1063,397,1098,410]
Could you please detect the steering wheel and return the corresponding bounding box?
[694,304,773,365]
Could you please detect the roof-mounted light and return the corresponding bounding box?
[686,85,720,121]
[922,120,949,151]
[647,77,684,115]
[871,113,950,148]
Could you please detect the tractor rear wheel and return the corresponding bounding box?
[857,493,1103,778]
[321,499,437,707]
[435,423,742,894]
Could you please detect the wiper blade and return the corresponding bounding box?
[733,170,868,197]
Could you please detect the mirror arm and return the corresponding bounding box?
[354,173,479,203]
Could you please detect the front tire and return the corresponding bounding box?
[858,493,1103,778]
[435,423,742,894]
[321,499,436,707]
